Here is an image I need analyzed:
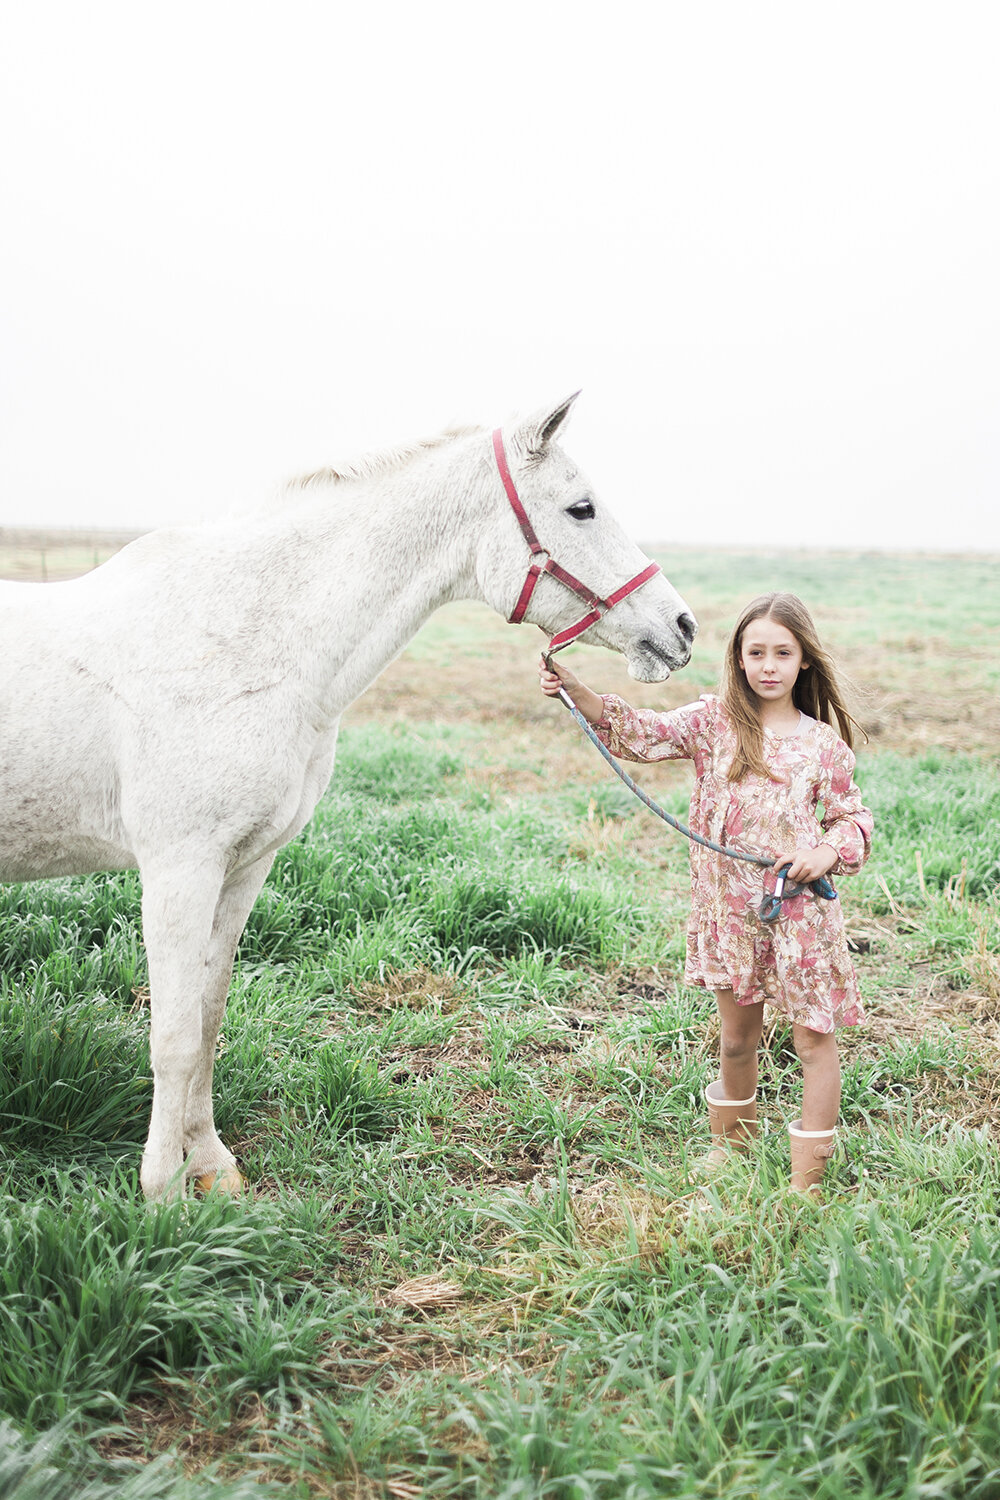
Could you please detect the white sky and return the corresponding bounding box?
[1,2,997,550]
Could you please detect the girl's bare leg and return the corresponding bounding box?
[715,988,765,1099]
[792,1025,840,1131]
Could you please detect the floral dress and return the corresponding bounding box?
[597,694,873,1032]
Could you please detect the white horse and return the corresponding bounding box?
[0,394,695,1199]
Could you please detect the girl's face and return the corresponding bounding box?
[738,616,807,707]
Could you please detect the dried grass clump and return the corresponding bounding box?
[350,967,464,1012]
[382,1274,464,1310]
[569,1177,687,1255]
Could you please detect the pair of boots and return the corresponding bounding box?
[702,1080,836,1197]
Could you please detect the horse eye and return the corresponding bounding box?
[566,499,596,521]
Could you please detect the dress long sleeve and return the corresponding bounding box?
[595,695,709,765]
[816,740,873,876]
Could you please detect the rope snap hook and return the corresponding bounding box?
[759,865,838,924]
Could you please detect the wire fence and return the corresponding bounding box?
[0,528,144,582]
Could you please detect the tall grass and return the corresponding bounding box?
[0,1172,351,1431]
[858,754,1000,902]
[0,983,150,1155]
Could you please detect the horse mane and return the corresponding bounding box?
[286,424,484,493]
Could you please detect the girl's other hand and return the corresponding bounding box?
[772,844,838,884]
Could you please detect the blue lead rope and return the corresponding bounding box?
[549,680,837,924]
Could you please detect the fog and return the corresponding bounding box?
[2,2,997,550]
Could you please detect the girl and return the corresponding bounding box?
[539,592,873,1197]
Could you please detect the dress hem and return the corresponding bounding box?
[684,969,865,1033]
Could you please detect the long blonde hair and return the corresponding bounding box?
[721,593,860,781]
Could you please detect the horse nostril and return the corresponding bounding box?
[677,612,697,645]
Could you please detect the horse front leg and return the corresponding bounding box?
[139,861,224,1201]
[182,854,276,1195]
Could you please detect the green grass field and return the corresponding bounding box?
[1,548,998,1497]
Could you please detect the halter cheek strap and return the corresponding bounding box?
[492,428,661,653]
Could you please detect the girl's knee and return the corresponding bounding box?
[720,1029,759,1064]
[793,1025,837,1065]
[720,1009,764,1060]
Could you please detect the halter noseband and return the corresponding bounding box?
[492,427,661,654]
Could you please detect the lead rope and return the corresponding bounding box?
[545,665,837,924]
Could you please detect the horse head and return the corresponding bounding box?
[477,394,696,682]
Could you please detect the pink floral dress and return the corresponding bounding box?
[597,693,873,1032]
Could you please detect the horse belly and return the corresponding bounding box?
[0,648,133,882]
[0,745,134,881]
[0,833,136,884]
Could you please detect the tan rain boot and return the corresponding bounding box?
[788,1118,837,1199]
[699,1080,758,1172]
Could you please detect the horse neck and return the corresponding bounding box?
[275,444,492,712]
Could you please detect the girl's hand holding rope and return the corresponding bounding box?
[538,655,605,725]
[770,843,838,885]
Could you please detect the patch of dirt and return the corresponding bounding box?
[383,1035,490,1081]
[347,606,1000,763]
[95,1389,290,1476]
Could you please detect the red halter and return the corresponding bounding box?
[492,428,661,654]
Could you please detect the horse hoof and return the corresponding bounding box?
[193,1168,248,1197]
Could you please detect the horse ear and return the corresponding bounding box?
[515,391,582,455]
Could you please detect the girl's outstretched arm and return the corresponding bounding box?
[538,655,607,725]
[542,661,708,767]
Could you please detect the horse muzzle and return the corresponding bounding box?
[626,613,697,681]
